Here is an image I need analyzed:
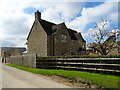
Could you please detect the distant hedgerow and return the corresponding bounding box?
[37,55,120,59]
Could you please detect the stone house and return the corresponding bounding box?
[117,32,120,53]
[104,35,119,55]
[1,47,26,58]
[87,35,120,55]
[27,11,86,56]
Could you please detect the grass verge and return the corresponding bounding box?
[7,64,119,88]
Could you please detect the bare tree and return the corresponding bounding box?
[89,19,118,55]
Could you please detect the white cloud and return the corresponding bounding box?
[66,2,118,33]
[55,2,83,20]
[0,1,35,47]
[41,2,83,23]
[42,7,64,24]
[0,0,118,47]
[0,1,84,47]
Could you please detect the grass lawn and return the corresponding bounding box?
[7,64,119,88]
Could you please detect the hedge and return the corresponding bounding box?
[37,55,120,59]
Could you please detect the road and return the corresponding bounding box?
[1,63,71,88]
[0,62,2,89]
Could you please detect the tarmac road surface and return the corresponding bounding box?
[1,63,71,88]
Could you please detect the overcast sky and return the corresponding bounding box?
[0,0,119,48]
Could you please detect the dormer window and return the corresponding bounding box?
[61,34,67,42]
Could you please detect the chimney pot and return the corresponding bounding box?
[35,10,41,21]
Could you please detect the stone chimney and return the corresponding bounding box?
[35,10,41,21]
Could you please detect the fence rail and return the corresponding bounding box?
[4,55,120,76]
[36,58,120,76]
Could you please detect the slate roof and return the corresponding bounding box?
[27,18,85,41]
[1,47,26,52]
[39,19,56,35]
[40,19,80,40]
[67,29,78,40]
[79,33,86,42]
[105,35,116,42]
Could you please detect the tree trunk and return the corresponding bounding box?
[100,45,108,55]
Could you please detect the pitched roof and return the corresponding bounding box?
[39,19,56,35]
[1,47,26,52]
[27,21,35,40]
[67,29,78,40]
[105,35,116,43]
[40,20,78,40]
[27,18,84,41]
[27,19,56,40]
[79,33,86,42]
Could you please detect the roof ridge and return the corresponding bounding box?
[40,19,56,25]
[67,28,77,33]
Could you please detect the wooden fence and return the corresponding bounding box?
[36,57,120,76]
[9,54,36,68]
[5,54,120,76]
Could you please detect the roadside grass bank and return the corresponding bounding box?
[6,64,119,89]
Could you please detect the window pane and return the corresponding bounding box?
[61,34,67,42]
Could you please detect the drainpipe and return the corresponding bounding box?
[52,35,54,56]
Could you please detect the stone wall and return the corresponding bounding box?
[27,21,47,57]
[54,23,71,56]
[47,35,53,56]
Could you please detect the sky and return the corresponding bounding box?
[0,0,119,48]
